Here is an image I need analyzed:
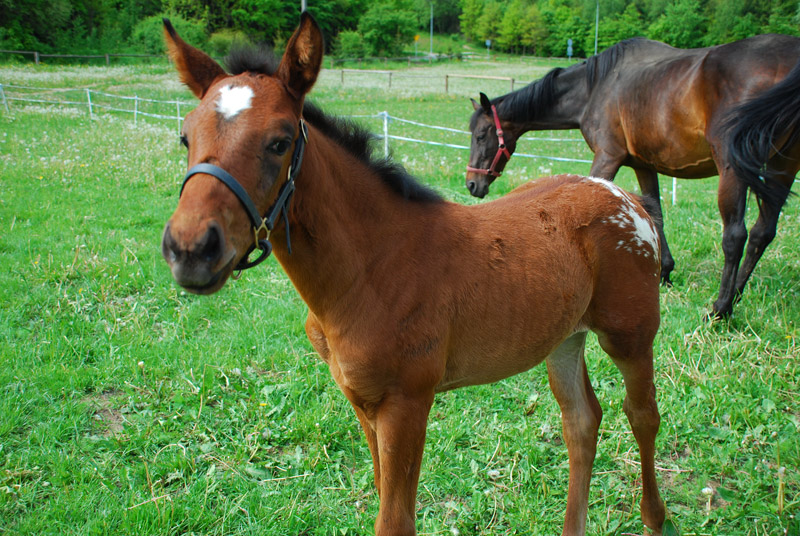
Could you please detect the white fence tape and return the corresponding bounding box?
[1,84,592,166]
[3,83,681,201]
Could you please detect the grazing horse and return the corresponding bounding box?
[161,14,665,535]
[466,35,800,318]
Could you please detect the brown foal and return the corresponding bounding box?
[161,14,665,535]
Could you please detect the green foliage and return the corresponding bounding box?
[207,29,252,58]
[597,3,646,51]
[2,0,800,60]
[648,0,707,48]
[231,0,292,43]
[131,15,208,54]
[335,30,368,58]
[358,3,418,57]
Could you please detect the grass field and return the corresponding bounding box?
[0,58,798,536]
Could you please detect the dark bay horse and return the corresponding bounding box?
[466,35,800,318]
[161,14,665,535]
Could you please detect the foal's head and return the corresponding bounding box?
[466,92,518,198]
[161,14,323,294]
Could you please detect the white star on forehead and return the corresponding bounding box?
[216,84,253,119]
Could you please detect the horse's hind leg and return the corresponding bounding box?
[712,171,749,318]
[545,331,602,535]
[733,159,797,300]
[634,168,675,285]
[596,330,665,535]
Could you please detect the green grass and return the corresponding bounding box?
[0,60,798,536]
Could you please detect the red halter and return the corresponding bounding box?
[466,104,512,177]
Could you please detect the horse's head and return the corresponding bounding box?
[466,92,517,198]
[161,14,323,294]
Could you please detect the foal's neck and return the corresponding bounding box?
[270,126,441,316]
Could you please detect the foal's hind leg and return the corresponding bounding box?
[596,331,665,534]
[545,331,602,536]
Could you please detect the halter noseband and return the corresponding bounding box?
[466,104,511,177]
[180,118,308,272]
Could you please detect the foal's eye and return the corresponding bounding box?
[476,133,486,142]
[179,135,189,149]
[268,138,292,156]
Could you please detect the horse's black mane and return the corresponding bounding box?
[224,46,443,204]
[484,37,647,124]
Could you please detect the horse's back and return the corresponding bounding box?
[583,34,800,176]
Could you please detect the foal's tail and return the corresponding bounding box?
[726,58,800,210]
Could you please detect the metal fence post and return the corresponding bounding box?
[86,89,93,117]
[0,84,8,113]
[381,111,389,158]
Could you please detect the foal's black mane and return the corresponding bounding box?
[224,46,443,204]
[484,37,646,124]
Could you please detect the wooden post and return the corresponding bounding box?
[445,74,449,94]
[388,72,392,89]
[105,54,110,66]
[34,51,39,65]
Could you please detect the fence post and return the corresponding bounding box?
[341,69,344,85]
[134,95,139,125]
[445,74,449,94]
[381,111,389,158]
[0,84,8,113]
[511,78,515,92]
[672,177,677,205]
[388,72,392,89]
[86,89,93,118]
[105,54,110,66]
[34,51,39,65]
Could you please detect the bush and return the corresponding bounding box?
[208,29,252,58]
[334,30,366,58]
[129,15,208,55]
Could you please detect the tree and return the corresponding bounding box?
[497,0,528,53]
[459,0,483,42]
[232,0,291,43]
[358,2,417,56]
[597,3,645,51]
[519,3,548,55]
[648,0,707,49]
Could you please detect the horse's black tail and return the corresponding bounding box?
[726,59,800,210]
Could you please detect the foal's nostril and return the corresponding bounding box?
[162,222,179,263]
[467,181,477,195]
[198,223,224,263]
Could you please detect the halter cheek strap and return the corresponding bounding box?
[466,104,512,177]
[180,119,308,271]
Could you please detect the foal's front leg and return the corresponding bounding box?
[349,389,434,536]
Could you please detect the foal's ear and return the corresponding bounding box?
[163,18,226,99]
[277,13,324,98]
[479,92,493,114]
[471,97,480,111]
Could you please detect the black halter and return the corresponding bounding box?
[180,119,308,271]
